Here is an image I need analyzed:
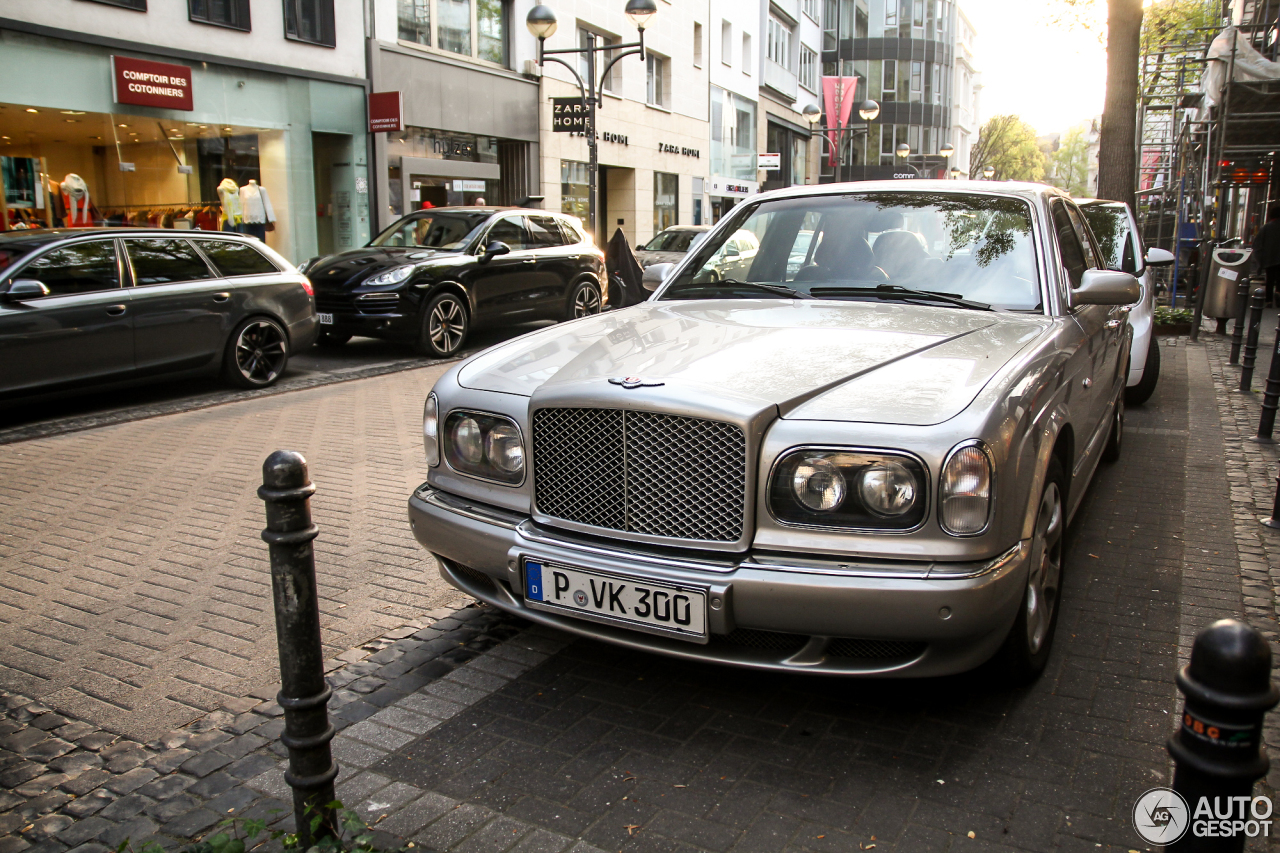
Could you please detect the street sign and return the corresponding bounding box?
[758,153,781,170]
[552,98,588,133]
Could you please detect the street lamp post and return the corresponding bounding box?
[895,141,955,179]
[805,98,879,183]
[527,0,657,239]
[982,165,996,180]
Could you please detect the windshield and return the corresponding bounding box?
[663,192,1043,311]
[371,212,489,251]
[1080,205,1135,273]
[644,229,705,253]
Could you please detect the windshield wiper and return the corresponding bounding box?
[810,284,991,311]
[669,279,813,300]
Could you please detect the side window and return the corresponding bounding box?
[1065,204,1101,270]
[556,218,584,245]
[527,215,565,248]
[195,240,279,277]
[486,217,531,251]
[20,241,121,296]
[1051,203,1088,290]
[126,239,215,286]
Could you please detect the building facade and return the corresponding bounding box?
[707,0,762,222]
[368,0,540,232]
[818,0,957,182]
[757,0,821,195]
[949,5,980,178]
[0,0,372,264]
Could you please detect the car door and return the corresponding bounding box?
[1051,201,1110,466]
[1067,203,1128,397]
[123,236,225,374]
[466,216,547,322]
[527,214,577,315]
[0,237,133,396]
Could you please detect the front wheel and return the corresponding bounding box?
[223,317,290,389]
[566,279,603,320]
[996,457,1066,684]
[416,291,469,358]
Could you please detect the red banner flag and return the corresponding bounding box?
[821,77,859,167]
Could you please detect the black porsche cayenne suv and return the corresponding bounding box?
[301,207,606,357]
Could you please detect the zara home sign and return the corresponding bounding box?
[112,56,194,111]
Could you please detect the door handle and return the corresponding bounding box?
[212,292,230,303]
[1104,319,1123,329]
[105,305,127,316]
[1082,377,1093,389]
[522,259,537,265]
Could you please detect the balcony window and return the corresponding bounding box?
[398,0,429,45]
[190,0,250,30]
[767,15,791,71]
[283,0,335,46]
[438,0,471,55]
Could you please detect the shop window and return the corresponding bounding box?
[23,241,121,296]
[283,0,335,47]
[79,0,147,10]
[560,160,589,221]
[791,134,808,186]
[195,239,278,277]
[439,0,472,56]
[398,0,430,46]
[647,53,667,107]
[125,239,216,286]
[190,0,250,31]
[653,172,678,232]
[477,0,507,65]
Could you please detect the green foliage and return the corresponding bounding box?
[970,116,1049,183]
[1154,306,1194,324]
[1048,126,1093,197]
[1141,0,1219,53]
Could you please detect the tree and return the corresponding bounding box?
[1048,125,1094,196]
[970,116,1048,182]
[1141,0,1219,53]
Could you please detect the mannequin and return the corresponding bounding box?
[217,178,244,232]
[61,174,93,227]
[239,179,275,241]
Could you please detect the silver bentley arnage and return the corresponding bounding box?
[407,181,1139,682]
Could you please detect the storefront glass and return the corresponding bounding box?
[710,87,757,181]
[654,171,678,231]
[561,160,589,221]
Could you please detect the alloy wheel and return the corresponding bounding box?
[234,320,287,385]
[573,284,602,318]
[429,297,466,353]
[1024,480,1063,654]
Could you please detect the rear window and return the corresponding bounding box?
[196,239,279,277]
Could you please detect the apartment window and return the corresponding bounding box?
[767,15,791,70]
[933,64,942,105]
[477,0,506,64]
[742,33,752,75]
[910,60,922,102]
[579,29,618,91]
[881,59,895,100]
[80,0,147,9]
[283,0,335,46]
[438,0,471,55]
[913,0,924,28]
[823,0,836,49]
[799,46,817,93]
[398,0,429,45]
[190,0,249,29]
[654,172,678,231]
[693,22,703,67]
[885,0,896,26]
[721,20,732,66]
[647,53,667,106]
[803,0,819,21]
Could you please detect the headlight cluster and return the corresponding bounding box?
[939,442,993,535]
[369,265,416,286]
[423,394,439,466]
[770,450,927,530]
[442,410,524,484]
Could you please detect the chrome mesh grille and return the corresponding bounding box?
[532,407,747,542]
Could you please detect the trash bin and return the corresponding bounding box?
[1203,246,1253,319]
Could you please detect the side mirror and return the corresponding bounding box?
[723,244,740,258]
[1,280,51,303]
[480,240,511,263]
[641,263,674,292]
[1145,247,1175,267]
[1071,269,1140,307]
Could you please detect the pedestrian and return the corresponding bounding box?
[1252,203,1280,306]
[473,197,486,206]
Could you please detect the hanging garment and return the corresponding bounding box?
[61,174,92,226]
[218,179,244,227]
[239,181,276,225]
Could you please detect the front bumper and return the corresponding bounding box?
[318,311,416,340]
[407,485,1029,677]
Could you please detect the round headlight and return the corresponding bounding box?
[485,424,524,476]
[858,461,917,516]
[792,457,846,511]
[451,416,484,464]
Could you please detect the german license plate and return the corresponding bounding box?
[523,560,707,642]
[317,312,334,324]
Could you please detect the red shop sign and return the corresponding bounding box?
[112,55,194,111]
[368,91,403,133]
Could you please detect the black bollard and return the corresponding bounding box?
[1229,276,1251,364]
[259,450,338,846]
[1264,464,1280,530]
[1257,312,1280,441]
[1167,619,1279,852]
[1239,288,1266,393]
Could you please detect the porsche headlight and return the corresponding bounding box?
[369,265,416,286]
[442,411,524,484]
[423,393,439,466]
[939,442,993,536]
[771,449,926,530]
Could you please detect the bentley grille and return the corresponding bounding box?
[532,407,747,542]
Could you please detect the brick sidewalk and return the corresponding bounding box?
[12,338,1277,853]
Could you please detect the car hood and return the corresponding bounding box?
[308,246,458,289]
[457,300,1050,425]
[634,249,687,268]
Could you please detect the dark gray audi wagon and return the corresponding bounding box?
[0,228,317,403]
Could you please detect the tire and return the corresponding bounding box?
[1101,386,1124,464]
[566,279,603,321]
[416,291,469,358]
[996,457,1066,684]
[223,316,290,389]
[315,331,352,348]
[1125,338,1160,405]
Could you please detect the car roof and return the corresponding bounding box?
[402,206,553,215]
[657,225,712,232]
[0,227,258,247]
[751,179,1069,204]
[1073,198,1129,209]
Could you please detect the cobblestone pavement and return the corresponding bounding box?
[0,362,469,740]
[12,337,1280,853]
